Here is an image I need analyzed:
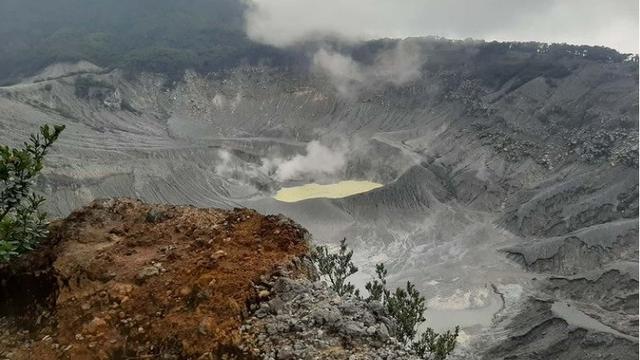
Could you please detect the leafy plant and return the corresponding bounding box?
[386,281,427,343]
[0,124,64,262]
[312,239,459,359]
[364,262,388,302]
[364,263,459,359]
[312,238,359,297]
[412,326,460,360]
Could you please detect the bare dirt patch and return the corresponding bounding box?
[0,198,310,359]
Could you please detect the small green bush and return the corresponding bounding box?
[312,238,359,297]
[364,263,387,302]
[365,263,459,359]
[313,240,459,359]
[412,326,460,360]
[0,124,64,262]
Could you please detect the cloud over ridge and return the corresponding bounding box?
[312,41,425,98]
[245,0,638,53]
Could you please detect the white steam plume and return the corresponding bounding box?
[263,140,348,182]
[312,41,425,98]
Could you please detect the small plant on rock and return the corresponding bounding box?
[365,263,459,360]
[311,240,459,359]
[412,326,460,360]
[0,124,64,262]
[386,280,427,343]
[312,238,359,297]
[364,262,388,302]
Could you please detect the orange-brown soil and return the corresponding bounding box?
[0,198,310,359]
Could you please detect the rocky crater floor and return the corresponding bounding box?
[0,198,422,359]
[0,39,638,358]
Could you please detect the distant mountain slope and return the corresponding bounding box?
[0,0,289,85]
[1,0,637,87]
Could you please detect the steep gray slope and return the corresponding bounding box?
[0,40,637,358]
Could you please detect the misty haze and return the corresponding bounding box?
[0,1,637,359]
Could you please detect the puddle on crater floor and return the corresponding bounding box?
[421,291,503,333]
[273,180,383,202]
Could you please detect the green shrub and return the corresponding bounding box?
[313,241,459,359]
[364,263,388,302]
[365,263,459,359]
[0,124,64,262]
[412,326,460,360]
[385,280,427,343]
[312,238,359,297]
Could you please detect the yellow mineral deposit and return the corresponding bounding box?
[274,180,383,203]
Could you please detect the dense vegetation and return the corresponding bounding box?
[0,125,64,262]
[0,1,634,88]
[0,0,289,85]
[348,37,636,91]
[313,239,459,360]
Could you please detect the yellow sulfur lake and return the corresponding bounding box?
[273,180,383,203]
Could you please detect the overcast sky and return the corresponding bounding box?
[245,0,639,53]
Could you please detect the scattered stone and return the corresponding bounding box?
[84,317,107,335]
[366,326,377,335]
[135,266,160,283]
[199,317,216,335]
[239,277,421,359]
[211,250,227,260]
[179,286,193,297]
[258,290,271,299]
[276,346,294,359]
